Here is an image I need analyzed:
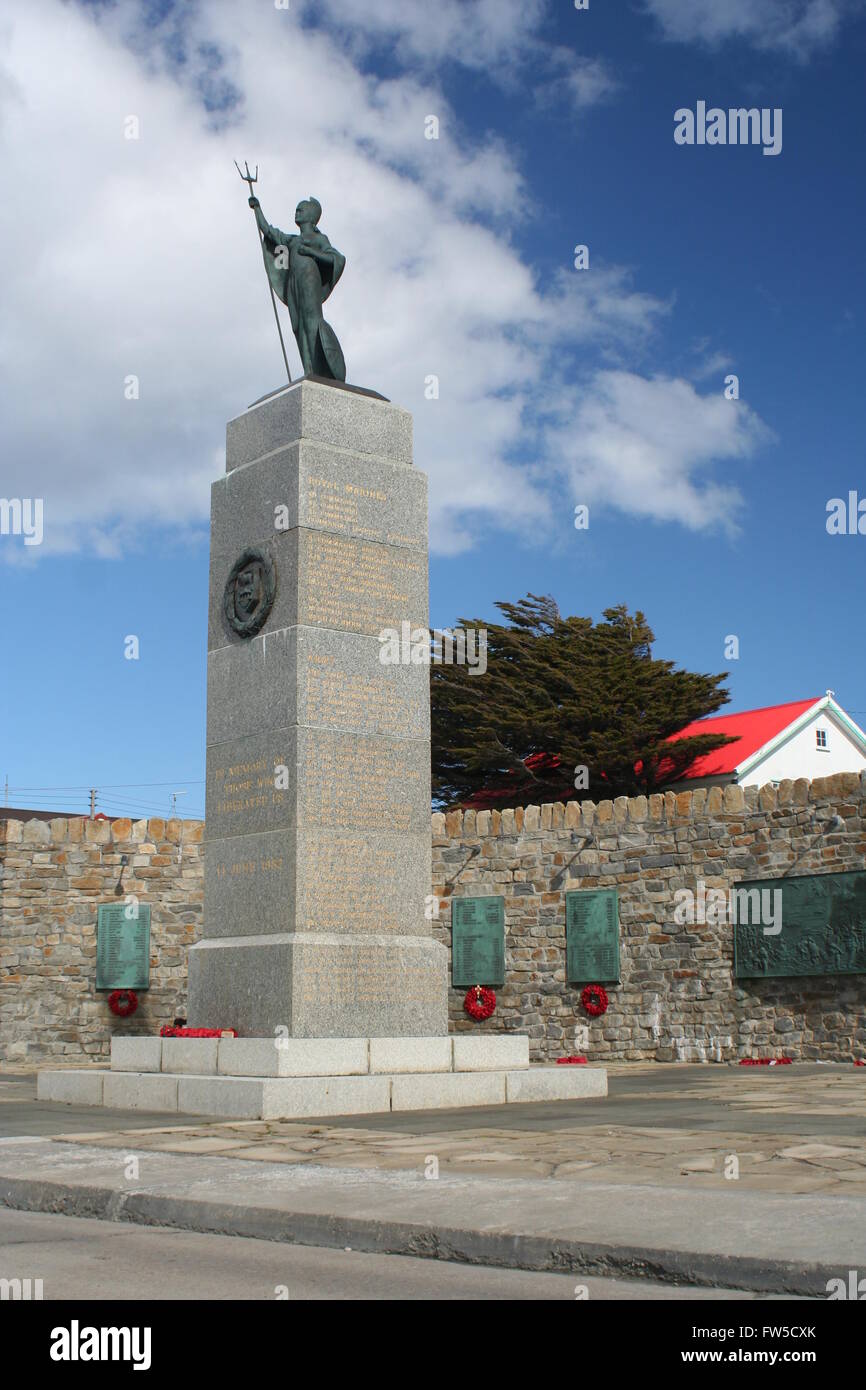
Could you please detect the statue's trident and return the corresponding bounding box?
[235,160,292,384]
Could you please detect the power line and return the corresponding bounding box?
[98,795,185,810]
[7,780,204,792]
[98,799,205,818]
[3,794,204,819]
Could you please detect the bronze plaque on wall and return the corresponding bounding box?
[733,870,866,979]
[96,904,151,990]
[451,896,505,987]
[566,889,620,982]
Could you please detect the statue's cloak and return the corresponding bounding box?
[260,223,346,380]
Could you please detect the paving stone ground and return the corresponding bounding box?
[6,1062,864,1196]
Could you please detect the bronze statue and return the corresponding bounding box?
[235,162,346,383]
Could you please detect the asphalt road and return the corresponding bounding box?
[0,1208,776,1301]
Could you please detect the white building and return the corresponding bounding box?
[666,693,866,792]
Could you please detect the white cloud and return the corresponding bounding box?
[306,0,620,112]
[0,0,772,565]
[643,0,861,60]
[563,56,621,109]
[306,0,549,71]
[547,371,773,534]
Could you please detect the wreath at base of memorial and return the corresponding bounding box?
[464,985,496,1021]
[581,984,609,1018]
[107,989,139,1018]
[159,1026,238,1038]
[738,1056,792,1066]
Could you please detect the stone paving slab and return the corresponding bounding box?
[45,1116,866,1193]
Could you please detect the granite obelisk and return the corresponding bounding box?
[187,377,448,1037]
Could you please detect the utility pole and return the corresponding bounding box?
[89,788,96,820]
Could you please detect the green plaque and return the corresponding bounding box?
[451,896,505,987]
[566,889,620,982]
[96,903,151,990]
[733,870,866,979]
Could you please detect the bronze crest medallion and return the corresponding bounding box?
[223,548,276,638]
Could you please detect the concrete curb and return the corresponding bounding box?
[0,1174,835,1297]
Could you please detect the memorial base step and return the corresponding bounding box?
[108,1034,530,1077]
[36,1063,607,1120]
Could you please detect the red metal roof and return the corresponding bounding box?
[664,698,819,779]
[458,699,824,807]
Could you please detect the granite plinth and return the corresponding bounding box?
[206,530,429,649]
[206,627,429,745]
[189,934,448,1038]
[189,378,447,1039]
[204,727,432,840]
[110,1034,531,1076]
[211,441,427,554]
[38,1058,607,1120]
[201,827,433,939]
[225,378,413,472]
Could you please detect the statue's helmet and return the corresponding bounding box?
[295,196,322,226]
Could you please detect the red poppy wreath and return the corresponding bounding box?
[581,983,609,1018]
[107,989,139,1018]
[464,985,496,1021]
[159,1026,238,1038]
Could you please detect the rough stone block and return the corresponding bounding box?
[110,1037,162,1073]
[452,1035,529,1071]
[37,1070,105,1105]
[369,1037,451,1073]
[390,1071,506,1111]
[505,1066,608,1103]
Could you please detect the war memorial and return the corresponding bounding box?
[35,175,606,1118]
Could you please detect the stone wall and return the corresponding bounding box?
[0,816,203,1062]
[432,774,866,1064]
[3,774,866,1064]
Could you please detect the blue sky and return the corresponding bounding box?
[2,0,865,819]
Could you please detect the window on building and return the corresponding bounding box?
[816,729,828,749]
